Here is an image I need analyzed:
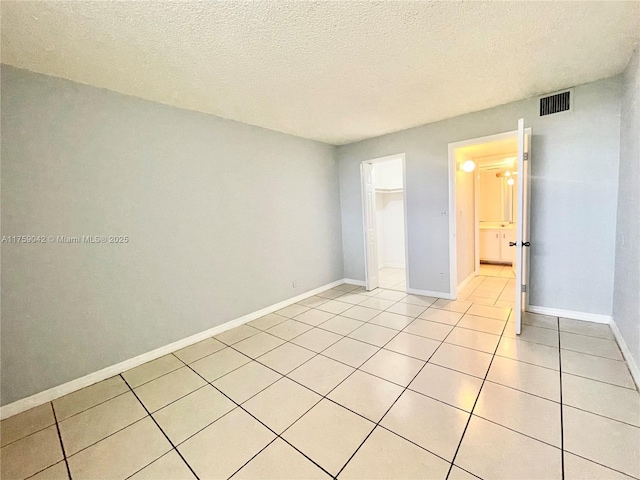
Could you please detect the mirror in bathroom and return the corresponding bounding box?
[478,167,517,224]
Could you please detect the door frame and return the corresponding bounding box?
[361,153,409,291]
[447,129,531,298]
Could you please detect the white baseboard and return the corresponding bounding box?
[343,278,366,287]
[0,278,347,420]
[406,287,452,300]
[527,305,612,324]
[457,272,476,292]
[609,320,640,390]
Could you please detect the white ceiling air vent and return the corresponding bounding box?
[539,89,572,116]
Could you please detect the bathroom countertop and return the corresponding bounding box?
[479,223,515,230]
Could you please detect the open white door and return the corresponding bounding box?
[361,163,379,290]
[514,119,531,334]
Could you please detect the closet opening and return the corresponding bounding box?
[361,154,408,291]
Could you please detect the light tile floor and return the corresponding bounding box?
[2,278,639,480]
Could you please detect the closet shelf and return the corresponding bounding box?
[375,188,403,194]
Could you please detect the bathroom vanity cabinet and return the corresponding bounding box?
[479,227,516,264]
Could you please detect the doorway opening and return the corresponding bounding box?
[448,120,531,333]
[361,154,408,292]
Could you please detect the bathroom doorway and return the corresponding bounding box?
[449,120,531,333]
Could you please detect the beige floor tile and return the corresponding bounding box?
[257,342,316,374]
[429,343,493,378]
[266,319,313,340]
[340,426,449,480]
[53,376,129,421]
[67,417,171,480]
[368,311,414,330]
[122,355,184,388]
[358,297,396,311]
[322,337,379,368]
[560,317,614,339]
[190,347,251,381]
[328,370,403,422]
[291,328,342,352]
[342,305,382,322]
[0,425,63,480]
[318,315,364,335]
[445,327,500,354]
[374,289,407,301]
[448,466,480,479]
[562,373,640,426]
[282,399,374,476]
[234,438,330,479]
[334,292,370,304]
[1,403,55,448]
[178,408,275,479]
[248,313,289,331]
[561,350,635,389]
[334,284,361,292]
[466,303,510,321]
[361,349,424,386]
[215,324,261,345]
[457,314,505,335]
[296,295,330,308]
[347,323,398,347]
[129,450,196,480]
[560,332,623,360]
[381,390,468,461]
[319,289,350,300]
[496,336,560,370]
[418,308,463,325]
[134,367,206,412]
[487,356,560,401]
[294,309,336,327]
[383,332,440,361]
[432,299,472,314]
[456,416,562,480]
[409,363,482,412]
[212,361,282,404]
[475,381,561,447]
[243,378,321,434]
[316,300,353,315]
[173,337,226,364]
[400,294,438,307]
[404,318,454,341]
[275,304,311,318]
[502,323,559,348]
[288,355,355,395]
[152,385,235,444]
[233,332,285,358]
[385,302,427,318]
[563,405,640,478]
[519,312,558,330]
[59,391,146,455]
[465,295,498,306]
[28,461,69,480]
[563,452,636,480]
[495,300,515,309]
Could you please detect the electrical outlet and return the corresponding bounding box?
[292,280,297,288]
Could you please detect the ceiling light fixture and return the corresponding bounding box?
[461,160,476,172]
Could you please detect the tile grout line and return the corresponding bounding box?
[51,403,72,480]
[335,301,477,477]
[118,374,202,480]
[173,293,430,478]
[172,353,335,479]
[444,306,511,479]
[558,316,565,480]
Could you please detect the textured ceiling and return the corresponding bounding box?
[2,1,639,145]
